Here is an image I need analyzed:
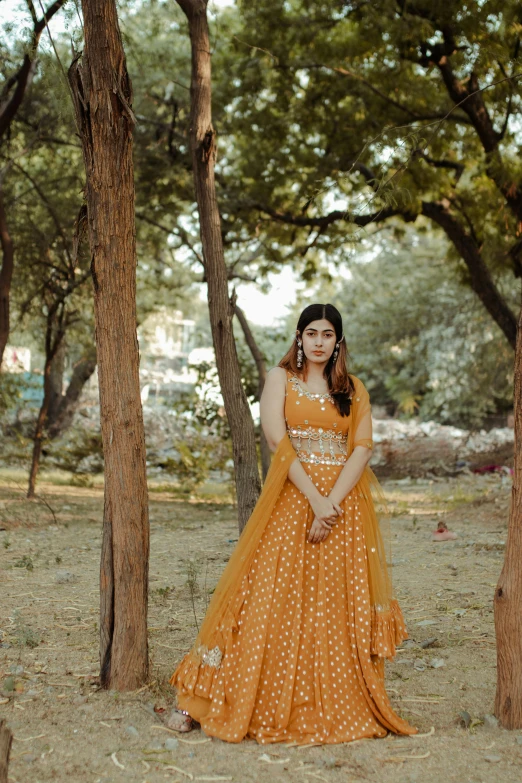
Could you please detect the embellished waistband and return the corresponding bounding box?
[297,453,348,466]
[287,424,348,466]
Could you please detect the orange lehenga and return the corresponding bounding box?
[170,371,418,744]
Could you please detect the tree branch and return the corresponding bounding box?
[0,0,67,141]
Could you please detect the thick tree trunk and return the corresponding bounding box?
[234,302,271,480]
[0,187,14,369]
[176,0,261,531]
[494,285,522,728]
[47,350,97,439]
[68,0,149,689]
[0,720,12,783]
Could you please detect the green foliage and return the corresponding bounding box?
[310,227,514,426]
[14,554,34,571]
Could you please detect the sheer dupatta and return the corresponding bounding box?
[171,375,405,680]
[349,378,408,659]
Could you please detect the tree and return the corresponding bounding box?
[174,0,261,531]
[209,0,520,348]
[494,295,522,727]
[0,0,67,368]
[68,0,150,690]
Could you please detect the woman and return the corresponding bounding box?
[167,303,418,744]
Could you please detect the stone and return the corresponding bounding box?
[55,570,79,583]
[483,713,499,729]
[483,755,502,763]
[125,725,139,738]
[164,737,179,750]
[3,676,15,692]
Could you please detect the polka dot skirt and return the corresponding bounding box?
[171,459,418,745]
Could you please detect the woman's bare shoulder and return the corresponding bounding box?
[267,366,288,380]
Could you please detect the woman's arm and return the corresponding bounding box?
[260,367,341,522]
[327,445,372,506]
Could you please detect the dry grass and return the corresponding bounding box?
[1,469,521,783]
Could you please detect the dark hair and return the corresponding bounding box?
[278,303,355,416]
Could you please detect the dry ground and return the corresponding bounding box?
[1,468,521,783]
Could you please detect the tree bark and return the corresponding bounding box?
[68,0,149,689]
[233,302,271,480]
[47,340,66,423]
[47,350,97,439]
[176,0,261,531]
[0,187,14,369]
[0,720,12,783]
[494,284,522,728]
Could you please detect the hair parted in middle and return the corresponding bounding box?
[278,303,355,417]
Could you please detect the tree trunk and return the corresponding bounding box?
[47,350,97,439]
[234,302,271,480]
[47,340,66,423]
[494,284,522,727]
[0,187,14,370]
[27,307,65,498]
[176,0,261,531]
[27,351,54,498]
[0,720,12,783]
[68,0,149,689]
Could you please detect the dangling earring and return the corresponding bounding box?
[332,342,340,362]
[296,337,303,368]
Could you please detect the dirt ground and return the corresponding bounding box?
[1,467,520,783]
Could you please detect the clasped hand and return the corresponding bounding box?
[308,495,343,544]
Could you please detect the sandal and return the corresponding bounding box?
[165,708,197,732]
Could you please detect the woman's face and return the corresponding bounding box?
[298,319,337,366]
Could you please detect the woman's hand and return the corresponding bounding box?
[310,495,343,526]
[308,515,335,543]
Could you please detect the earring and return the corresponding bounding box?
[332,342,339,362]
[296,338,303,368]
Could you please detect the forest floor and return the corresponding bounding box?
[0,467,519,783]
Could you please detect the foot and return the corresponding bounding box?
[165,708,196,732]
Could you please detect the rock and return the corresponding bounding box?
[9,665,24,675]
[415,619,438,627]
[515,735,522,745]
[3,676,15,692]
[23,753,37,763]
[483,713,499,729]
[164,737,179,750]
[146,739,165,751]
[429,658,445,668]
[420,637,438,649]
[125,725,139,738]
[413,659,427,671]
[483,755,502,763]
[55,570,79,583]
[26,689,39,697]
[73,695,88,705]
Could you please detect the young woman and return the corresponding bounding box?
[167,303,418,745]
